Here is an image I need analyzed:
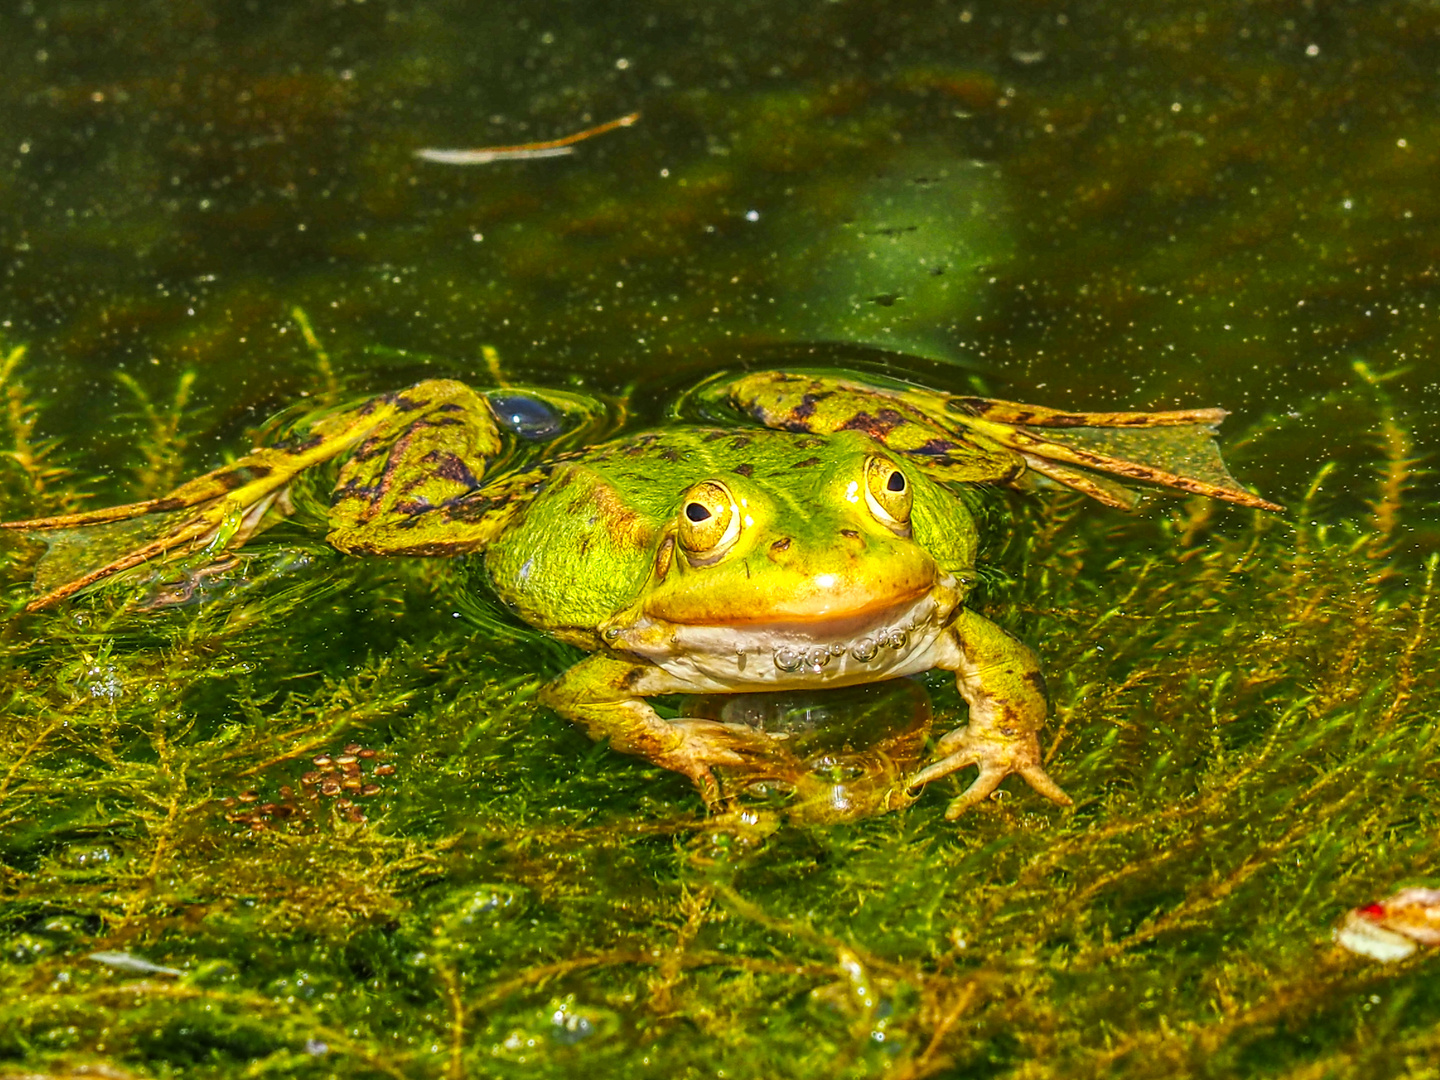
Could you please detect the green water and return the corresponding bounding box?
[3,2,1439,1077]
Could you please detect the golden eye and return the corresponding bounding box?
[677,479,740,558]
[864,456,912,530]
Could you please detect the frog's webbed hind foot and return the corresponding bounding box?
[909,727,1072,820]
[1,459,307,611]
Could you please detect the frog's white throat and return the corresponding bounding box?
[610,577,961,691]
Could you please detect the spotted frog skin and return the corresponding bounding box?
[2,370,1280,820]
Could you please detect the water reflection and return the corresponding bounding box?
[684,678,932,824]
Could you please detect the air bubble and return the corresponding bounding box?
[774,646,803,672]
[851,637,879,662]
[488,394,564,440]
[805,646,832,672]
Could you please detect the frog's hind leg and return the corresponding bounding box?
[717,370,1282,512]
[2,380,505,610]
[321,381,512,556]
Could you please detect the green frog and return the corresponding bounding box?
[2,370,1280,820]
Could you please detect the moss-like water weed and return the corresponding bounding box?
[1,350,1435,1079]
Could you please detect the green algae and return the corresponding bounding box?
[1,346,1438,1080]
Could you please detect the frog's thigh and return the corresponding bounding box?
[913,609,1072,818]
[541,654,768,806]
[325,380,505,556]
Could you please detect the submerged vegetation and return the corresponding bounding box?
[0,347,1436,1079]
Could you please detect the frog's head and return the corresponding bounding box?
[604,433,977,683]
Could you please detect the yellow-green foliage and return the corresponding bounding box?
[0,358,1436,1080]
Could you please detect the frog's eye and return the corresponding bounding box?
[864,456,912,531]
[677,480,740,560]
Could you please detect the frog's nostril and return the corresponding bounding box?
[840,529,861,541]
[770,537,791,554]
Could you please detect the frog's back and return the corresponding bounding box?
[581,427,839,491]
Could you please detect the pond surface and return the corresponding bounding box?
[3,2,1439,1077]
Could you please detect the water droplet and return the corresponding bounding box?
[851,637,879,662]
[886,629,908,650]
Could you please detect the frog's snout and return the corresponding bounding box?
[767,529,868,562]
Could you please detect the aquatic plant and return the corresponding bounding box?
[0,350,1436,1080]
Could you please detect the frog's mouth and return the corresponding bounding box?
[610,576,963,688]
[660,585,932,630]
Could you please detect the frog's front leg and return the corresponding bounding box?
[911,608,1072,819]
[540,654,790,808]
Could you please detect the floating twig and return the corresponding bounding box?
[415,111,640,165]
[88,951,185,978]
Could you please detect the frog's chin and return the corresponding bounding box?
[609,576,963,691]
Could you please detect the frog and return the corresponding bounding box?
[1,369,1281,820]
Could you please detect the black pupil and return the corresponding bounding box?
[887,471,905,492]
[686,503,712,522]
